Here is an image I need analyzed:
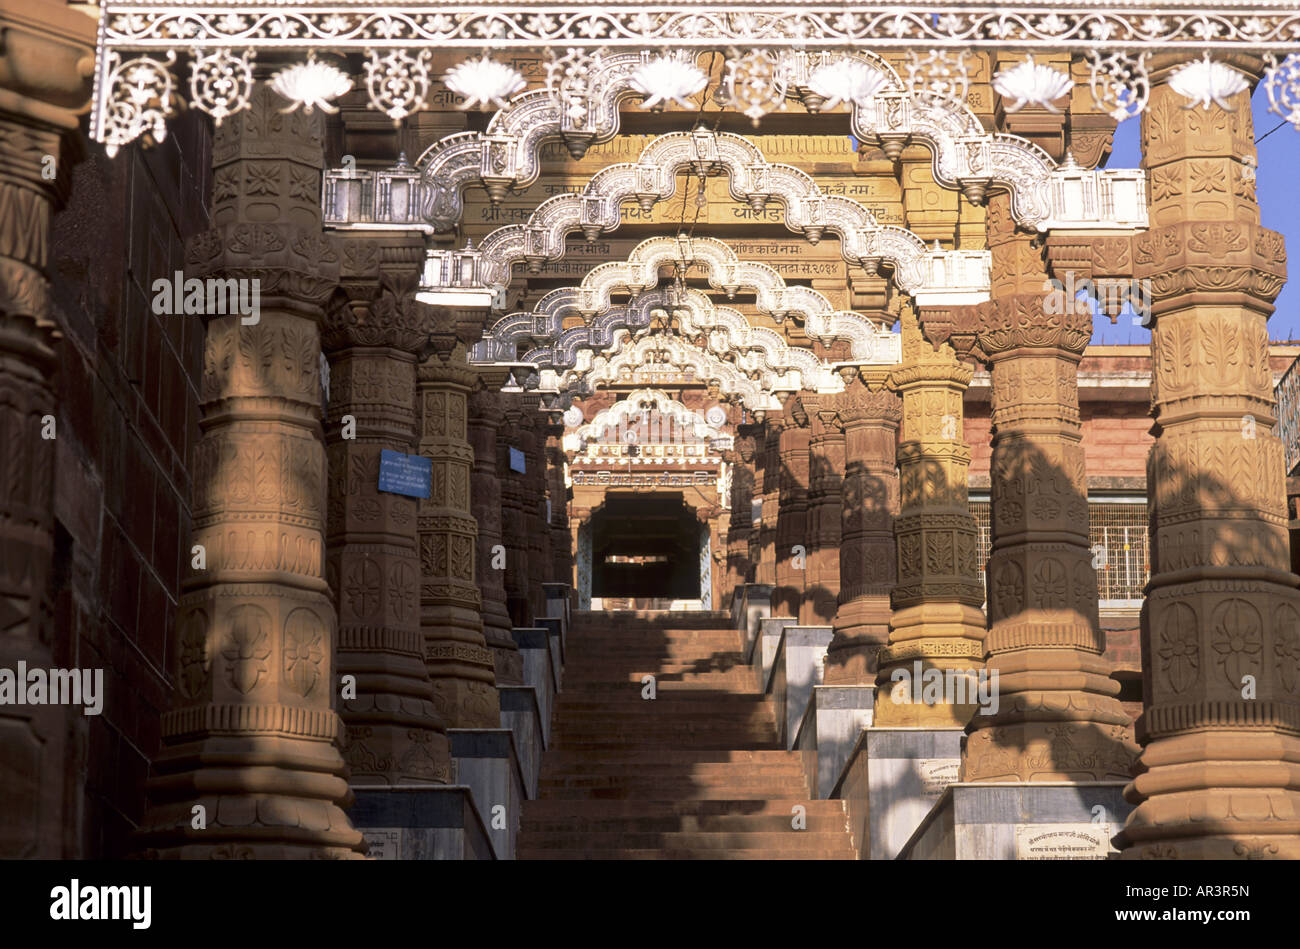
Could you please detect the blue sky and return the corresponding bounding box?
[1093,90,1300,344]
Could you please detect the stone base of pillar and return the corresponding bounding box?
[832,726,964,860]
[449,729,527,860]
[351,787,496,860]
[962,643,1137,783]
[1115,731,1300,860]
[872,602,986,728]
[898,781,1132,860]
[824,596,891,685]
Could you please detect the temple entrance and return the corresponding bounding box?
[587,493,705,608]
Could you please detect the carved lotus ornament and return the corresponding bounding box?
[992,57,1073,113]
[443,55,526,110]
[270,58,352,114]
[1168,54,1249,110]
[629,53,708,110]
[805,58,889,111]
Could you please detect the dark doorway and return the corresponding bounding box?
[591,494,700,600]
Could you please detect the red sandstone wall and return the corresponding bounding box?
[48,115,211,857]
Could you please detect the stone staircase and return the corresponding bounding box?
[517,611,856,859]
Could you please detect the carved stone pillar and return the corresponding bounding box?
[521,405,548,618]
[323,243,454,787]
[468,380,522,686]
[498,396,531,625]
[545,422,572,598]
[872,308,985,727]
[1116,58,1300,859]
[754,418,781,589]
[774,398,811,617]
[0,3,93,858]
[724,431,758,600]
[961,192,1137,783]
[416,331,499,729]
[826,373,901,685]
[137,84,363,857]
[803,395,844,625]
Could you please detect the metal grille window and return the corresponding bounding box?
[967,496,1149,606]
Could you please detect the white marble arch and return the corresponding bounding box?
[567,388,726,453]
[547,333,789,413]
[471,235,903,361]
[472,285,900,397]
[461,129,990,304]
[399,48,1145,234]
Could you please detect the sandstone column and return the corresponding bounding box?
[521,404,548,618]
[1117,57,1300,859]
[803,395,844,625]
[961,192,1137,782]
[773,397,811,618]
[545,420,573,599]
[0,4,93,858]
[872,307,985,727]
[417,328,499,729]
[754,418,780,589]
[137,84,363,857]
[468,380,523,685]
[826,373,901,684]
[324,245,453,785]
[724,431,758,602]
[499,395,531,625]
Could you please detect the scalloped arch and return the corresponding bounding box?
[545,333,786,413]
[491,287,887,398]
[568,388,728,452]
[410,49,1066,230]
[466,129,990,301]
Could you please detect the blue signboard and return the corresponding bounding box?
[509,446,526,474]
[378,449,432,499]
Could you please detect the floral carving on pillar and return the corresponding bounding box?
[961,190,1138,784]
[319,236,453,786]
[1117,55,1300,860]
[137,82,364,858]
[826,373,901,684]
[417,328,500,729]
[872,303,986,727]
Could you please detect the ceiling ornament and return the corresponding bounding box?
[628,50,709,110]
[1264,53,1300,132]
[1086,50,1150,122]
[719,48,790,126]
[804,56,889,111]
[443,53,527,110]
[992,56,1073,113]
[270,53,352,113]
[904,49,971,108]
[188,48,255,126]
[364,48,434,122]
[1167,53,1249,110]
[90,3,1300,155]
[97,50,176,158]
